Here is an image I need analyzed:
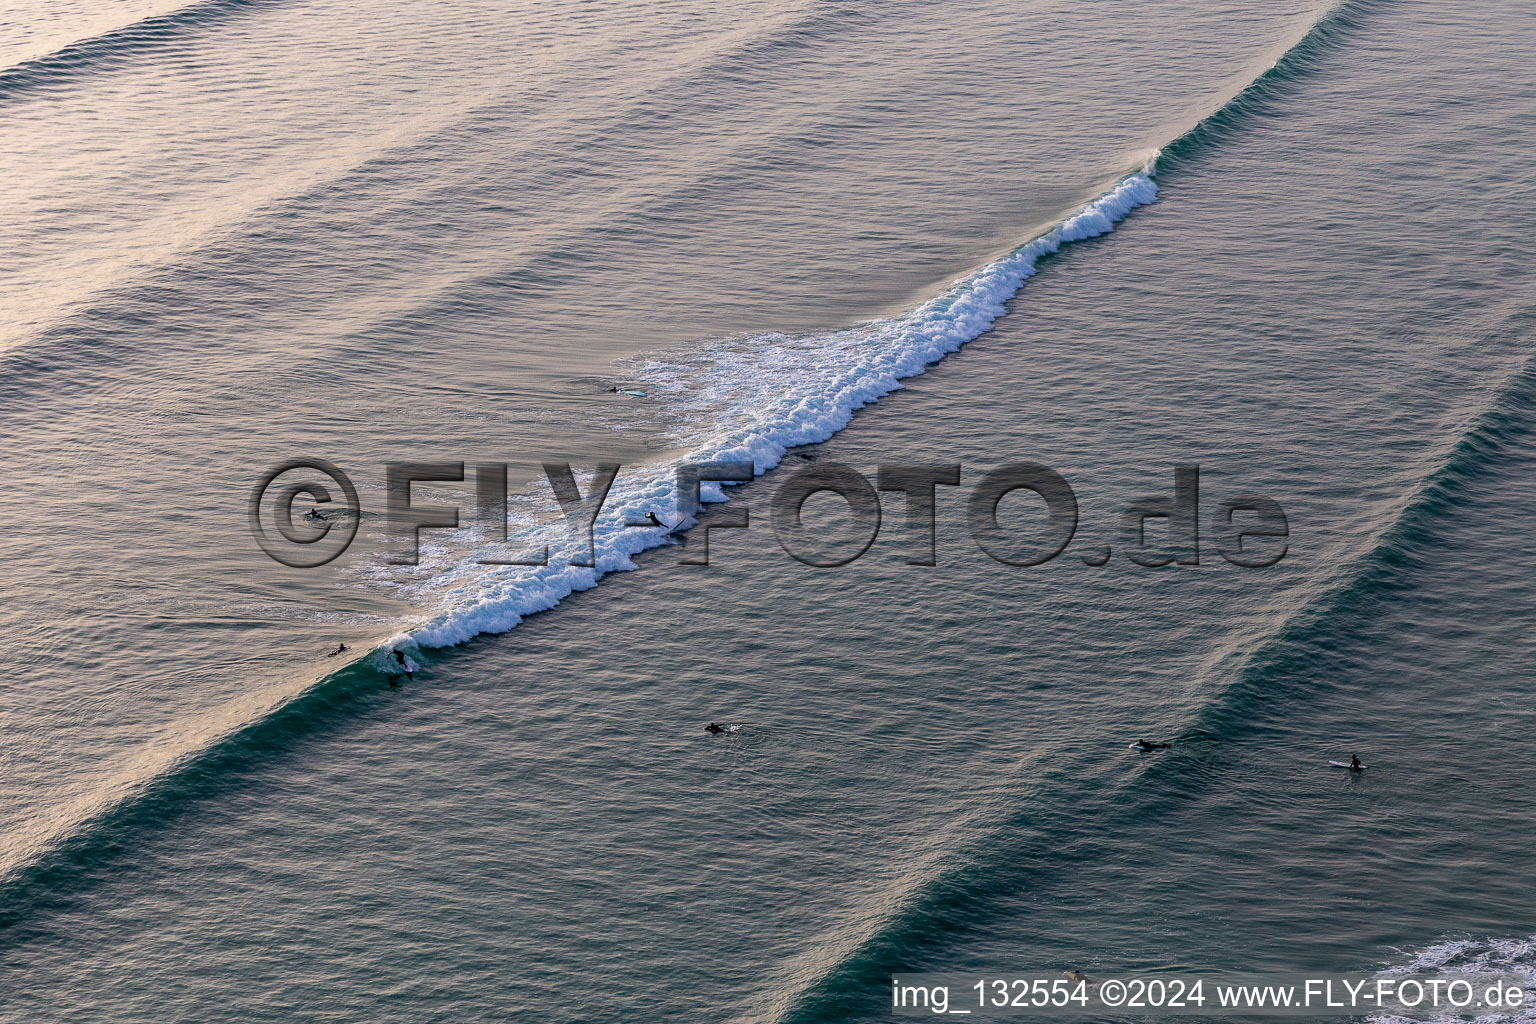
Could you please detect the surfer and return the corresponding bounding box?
[705,722,725,735]
[392,649,414,682]
[305,508,325,522]
[326,642,349,657]
[1350,754,1363,772]
[1135,739,1172,751]
[1067,970,1091,986]
[628,510,669,529]
[607,386,618,392]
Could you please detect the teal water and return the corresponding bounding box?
[2,0,1535,1020]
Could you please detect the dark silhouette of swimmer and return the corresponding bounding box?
[1350,754,1363,771]
[705,722,725,735]
[1067,970,1091,986]
[326,643,349,657]
[607,386,618,392]
[629,510,669,529]
[1136,739,1172,751]
[392,649,414,684]
[305,508,324,522]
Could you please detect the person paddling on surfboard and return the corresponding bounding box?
[305,508,325,522]
[326,642,349,657]
[705,722,725,735]
[1135,739,1172,751]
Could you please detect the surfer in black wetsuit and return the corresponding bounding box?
[607,386,618,392]
[629,510,669,529]
[392,649,414,684]
[1067,970,1091,986]
[326,642,349,657]
[1136,739,1172,751]
[705,722,725,735]
[305,508,325,523]
[1350,754,1363,771]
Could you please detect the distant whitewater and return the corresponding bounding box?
[391,170,1159,657]
[1372,936,1536,1024]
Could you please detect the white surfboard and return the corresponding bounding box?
[1329,760,1367,770]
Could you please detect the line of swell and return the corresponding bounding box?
[0,0,281,101]
[1156,0,1378,173]
[1179,351,1536,743]
[737,3,1442,1021]
[0,0,863,390]
[752,346,1536,1024]
[0,657,392,937]
[0,0,1383,946]
[0,168,1157,936]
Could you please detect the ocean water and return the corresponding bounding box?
[2,0,1535,1019]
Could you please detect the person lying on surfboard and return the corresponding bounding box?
[705,722,726,735]
[1135,739,1172,751]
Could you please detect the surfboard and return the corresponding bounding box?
[619,389,647,397]
[1329,760,1367,770]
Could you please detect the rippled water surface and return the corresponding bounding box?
[2,0,1535,1020]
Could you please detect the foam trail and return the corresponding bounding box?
[0,0,1382,940]
[1371,936,1536,1023]
[399,169,1159,652]
[0,168,1157,924]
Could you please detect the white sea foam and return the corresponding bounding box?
[1371,935,1536,1023]
[378,167,1160,661]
